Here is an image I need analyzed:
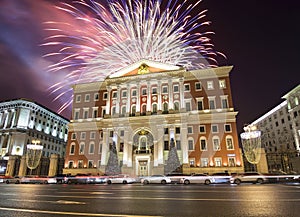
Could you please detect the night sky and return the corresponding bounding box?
[0,0,299,134]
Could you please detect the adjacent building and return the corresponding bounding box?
[0,98,69,176]
[250,84,300,173]
[64,59,244,176]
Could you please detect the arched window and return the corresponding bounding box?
[174,101,179,111]
[200,136,207,151]
[163,102,168,113]
[152,103,157,114]
[212,136,220,151]
[131,105,136,115]
[121,106,126,115]
[142,104,146,115]
[226,135,234,150]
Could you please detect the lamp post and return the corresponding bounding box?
[240,125,262,171]
[26,140,43,175]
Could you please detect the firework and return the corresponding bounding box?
[43,0,224,113]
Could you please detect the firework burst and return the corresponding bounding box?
[42,0,224,113]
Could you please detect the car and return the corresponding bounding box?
[65,174,108,184]
[3,176,21,184]
[211,172,232,184]
[230,172,267,185]
[166,173,191,184]
[141,175,172,184]
[180,173,214,185]
[55,174,69,184]
[106,174,136,184]
[20,175,57,184]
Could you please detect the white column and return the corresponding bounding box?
[157,127,164,164]
[168,79,174,110]
[179,78,185,110]
[126,84,131,114]
[116,85,121,115]
[157,80,162,111]
[136,83,141,113]
[101,129,109,165]
[147,81,151,112]
[181,123,188,164]
[105,87,111,115]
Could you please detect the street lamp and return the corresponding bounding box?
[240,125,262,170]
[26,139,43,175]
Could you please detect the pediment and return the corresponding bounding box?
[109,59,182,78]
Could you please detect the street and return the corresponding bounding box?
[0,183,299,217]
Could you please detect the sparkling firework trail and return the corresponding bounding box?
[42,0,225,114]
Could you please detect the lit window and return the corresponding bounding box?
[213,137,221,151]
[78,160,83,168]
[207,81,214,90]
[189,158,195,167]
[219,79,226,89]
[228,157,236,166]
[226,136,234,150]
[88,160,93,168]
[201,158,208,167]
[214,157,222,167]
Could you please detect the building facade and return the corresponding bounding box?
[64,60,244,176]
[250,84,300,173]
[0,98,69,176]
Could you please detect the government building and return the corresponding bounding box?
[0,98,69,176]
[64,60,244,176]
[249,84,300,173]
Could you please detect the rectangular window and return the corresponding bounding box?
[79,143,85,155]
[199,125,206,133]
[142,88,147,95]
[226,138,234,150]
[162,86,168,93]
[200,139,207,151]
[94,93,99,101]
[89,143,95,154]
[197,100,203,110]
[71,133,76,140]
[184,83,190,91]
[228,157,236,166]
[188,140,194,150]
[103,92,108,100]
[219,79,226,89]
[209,98,216,109]
[185,102,191,111]
[93,109,98,118]
[214,157,222,167]
[195,82,202,90]
[207,81,214,90]
[68,161,74,168]
[120,130,125,137]
[213,138,220,151]
[85,94,90,102]
[187,126,193,134]
[175,127,180,134]
[173,85,179,92]
[80,132,86,140]
[152,87,157,94]
[88,160,93,168]
[164,141,169,150]
[132,89,137,96]
[84,110,89,119]
[70,144,75,155]
[74,111,79,120]
[189,158,195,167]
[164,128,169,134]
[176,140,181,150]
[109,131,114,137]
[120,142,124,152]
[90,132,96,139]
[122,90,127,98]
[212,125,218,133]
[76,95,81,103]
[201,158,208,167]
[112,91,117,98]
[78,160,83,168]
[225,124,231,132]
[221,98,228,109]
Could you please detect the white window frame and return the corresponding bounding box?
[188,138,194,150]
[94,93,99,101]
[201,158,208,167]
[195,82,202,91]
[214,157,222,167]
[219,79,226,89]
[187,126,193,134]
[184,83,190,92]
[207,81,214,90]
[79,142,85,155]
[211,124,218,133]
[85,94,90,102]
[226,136,234,150]
[224,124,232,132]
[75,95,81,103]
[199,125,206,134]
[173,85,179,93]
[69,143,75,155]
[89,142,95,154]
[212,136,221,151]
[200,137,207,151]
[208,96,216,110]
[80,132,86,140]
